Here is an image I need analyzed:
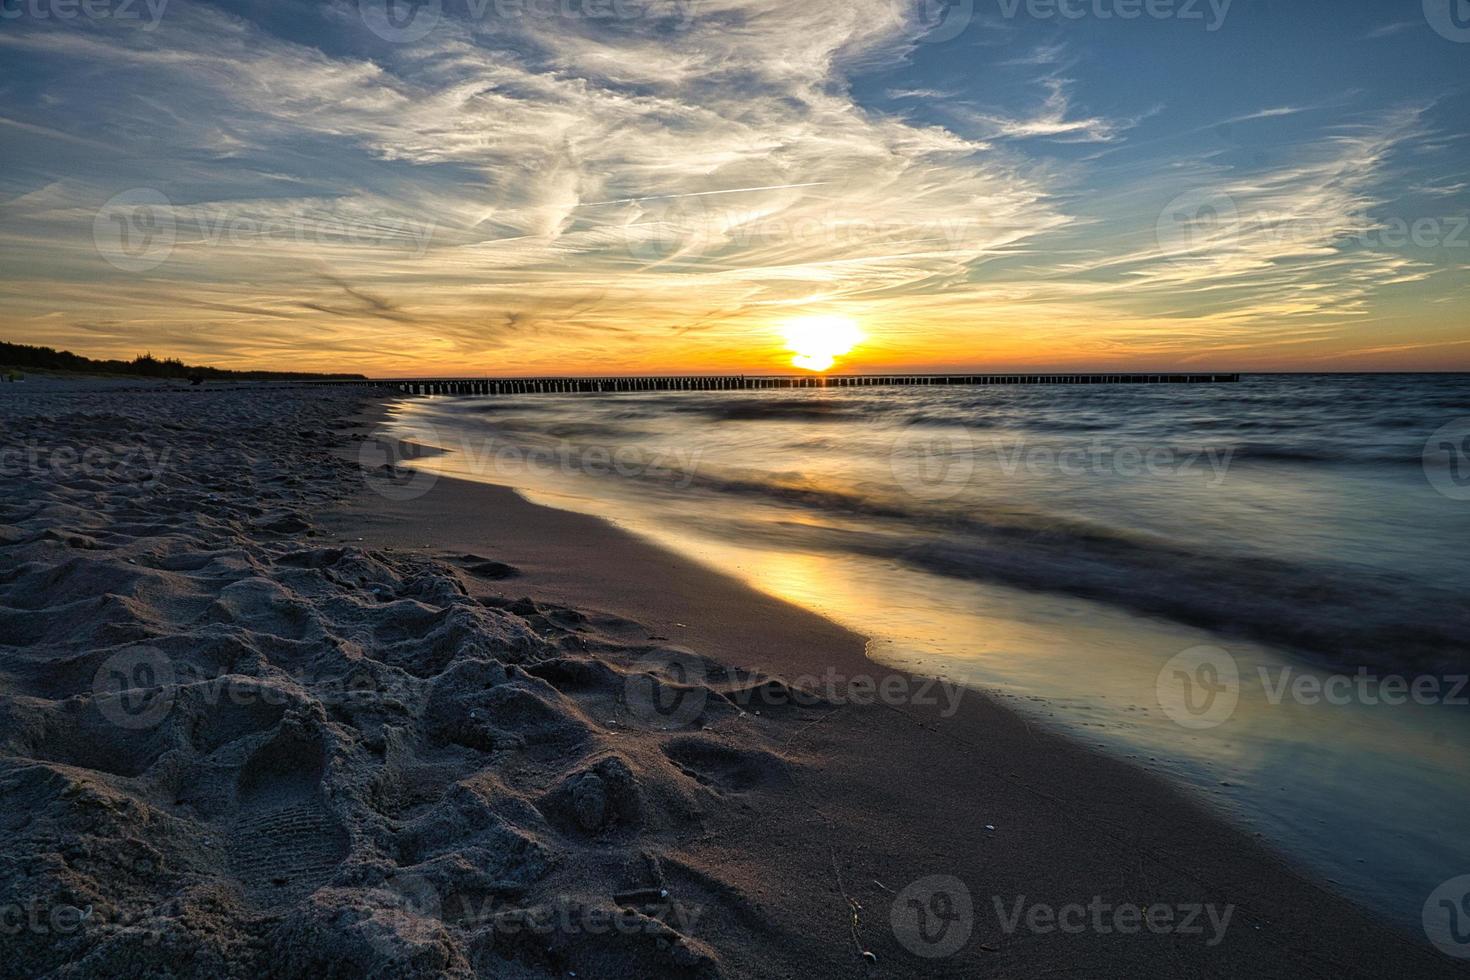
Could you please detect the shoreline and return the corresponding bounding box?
[341,396,1457,976]
[374,384,1470,931]
[0,379,1456,977]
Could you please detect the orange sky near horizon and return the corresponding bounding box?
[7,305,1467,377]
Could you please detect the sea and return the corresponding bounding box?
[384,373,1470,932]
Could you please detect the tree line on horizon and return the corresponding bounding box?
[0,341,366,381]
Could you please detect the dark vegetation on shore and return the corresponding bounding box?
[0,340,366,381]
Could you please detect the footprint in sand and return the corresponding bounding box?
[229,730,348,908]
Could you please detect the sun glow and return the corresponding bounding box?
[782,314,863,372]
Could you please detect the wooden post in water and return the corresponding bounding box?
[333,373,1240,396]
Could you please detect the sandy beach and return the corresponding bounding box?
[0,379,1459,978]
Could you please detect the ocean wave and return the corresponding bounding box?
[662,469,1468,671]
[672,398,863,422]
[416,374,1470,672]
[881,533,1468,674]
[1226,442,1422,465]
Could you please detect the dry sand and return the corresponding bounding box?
[0,379,1457,978]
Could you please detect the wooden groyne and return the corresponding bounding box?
[328,373,1240,396]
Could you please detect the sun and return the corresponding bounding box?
[781,314,863,372]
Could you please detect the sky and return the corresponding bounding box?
[0,0,1466,375]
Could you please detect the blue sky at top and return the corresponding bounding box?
[0,0,1465,371]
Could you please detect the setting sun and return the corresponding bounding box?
[782,314,863,372]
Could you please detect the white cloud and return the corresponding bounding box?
[963,77,1140,144]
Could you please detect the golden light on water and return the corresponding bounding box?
[782,314,863,372]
